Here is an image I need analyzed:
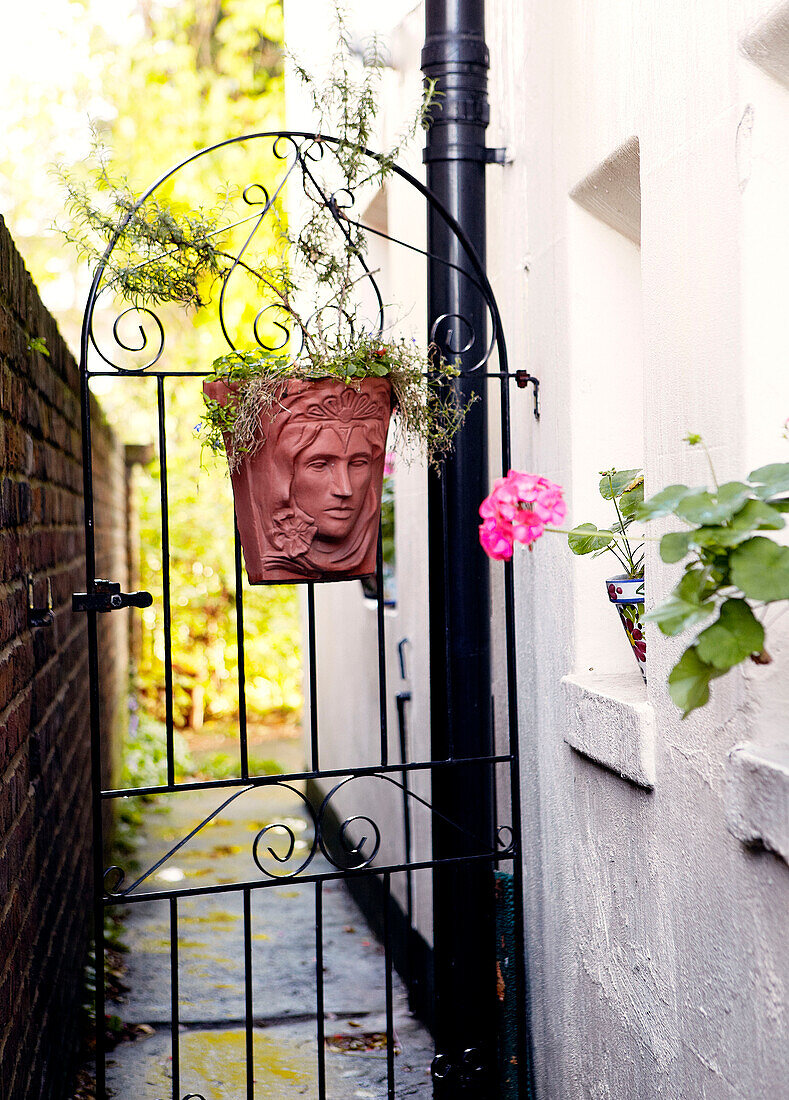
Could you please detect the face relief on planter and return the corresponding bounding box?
[204,376,392,584]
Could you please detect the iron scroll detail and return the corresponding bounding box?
[78,125,533,1100]
[101,775,516,898]
[78,131,509,382]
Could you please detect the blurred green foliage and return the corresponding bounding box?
[100,0,300,731]
[121,707,193,790]
[134,379,302,727]
[66,1,299,730]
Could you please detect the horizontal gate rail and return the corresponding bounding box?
[100,752,513,799]
[76,127,532,1099]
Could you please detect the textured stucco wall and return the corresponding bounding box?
[488,1,789,1096]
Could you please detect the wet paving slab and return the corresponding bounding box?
[105,757,433,1098]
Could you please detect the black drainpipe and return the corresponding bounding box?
[423,1,498,1095]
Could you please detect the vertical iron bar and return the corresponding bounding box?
[500,376,535,1097]
[383,872,396,1100]
[235,522,249,779]
[90,617,106,1100]
[307,583,319,772]
[376,527,389,766]
[424,1,497,1094]
[79,370,106,1099]
[244,887,254,1099]
[315,882,326,1100]
[157,377,175,786]
[169,897,180,1100]
[396,692,414,928]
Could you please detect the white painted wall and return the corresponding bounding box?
[489,0,789,1096]
[288,1,789,1095]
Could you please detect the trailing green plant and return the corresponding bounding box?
[567,468,645,578]
[58,9,461,469]
[636,434,789,717]
[56,6,438,320]
[284,5,440,308]
[55,138,232,310]
[193,12,460,469]
[200,336,467,472]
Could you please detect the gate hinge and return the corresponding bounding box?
[515,370,540,420]
[72,580,153,614]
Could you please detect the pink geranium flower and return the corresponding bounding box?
[478,469,566,558]
[479,517,514,560]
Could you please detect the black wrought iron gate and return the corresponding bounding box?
[76,132,534,1099]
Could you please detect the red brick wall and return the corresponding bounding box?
[0,216,129,1099]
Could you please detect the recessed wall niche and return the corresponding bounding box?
[567,137,644,678]
[739,9,789,475]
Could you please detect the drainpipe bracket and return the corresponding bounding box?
[484,147,511,165]
[422,144,511,164]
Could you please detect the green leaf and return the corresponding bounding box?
[748,462,789,498]
[660,531,691,563]
[692,526,751,550]
[598,469,642,500]
[729,498,785,532]
[567,523,612,556]
[694,599,765,670]
[619,481,644,517]
[729,536,789,602]
[668,647,726,717]
[636,484,693,521]
[675,483,751,525]
[717,481,753,508]
[644,568,716,636]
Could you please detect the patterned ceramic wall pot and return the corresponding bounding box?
[204,376,393,584]
[606,574,646,682]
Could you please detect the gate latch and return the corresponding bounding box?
[72,580,153,614]
[514,370,540,420]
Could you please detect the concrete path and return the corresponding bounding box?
[104,743,433,1099]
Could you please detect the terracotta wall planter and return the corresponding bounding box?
[204,376,393,584]
[606,574,646,682]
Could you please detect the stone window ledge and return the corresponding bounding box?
[561,672,656,789]
[726,741,789,864]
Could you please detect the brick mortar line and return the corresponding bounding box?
[0,368,116,441]
[5,556,87,587]
[0,615,85,717]
[0,311,79,383]
[1,472,84,493]
[1,836,90,1085]
[0,245,72,328]
[0,747,91,991]
[0,393,82,430]
[0,684,32,731]
[0,637,89,848]
[0,741,89,926]
[25,615,85,682]
[0,632,28,671]
[0,839,91,1087]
